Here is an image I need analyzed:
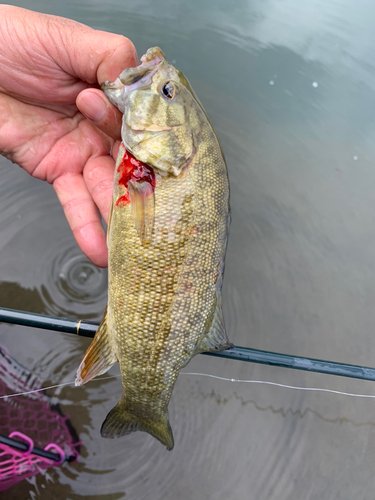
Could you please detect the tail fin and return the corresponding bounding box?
[101,400,174,451]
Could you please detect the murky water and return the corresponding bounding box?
[2,0,375,498]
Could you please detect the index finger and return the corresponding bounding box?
[54,172,108,268]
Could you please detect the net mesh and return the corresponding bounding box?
[0,346,80,491]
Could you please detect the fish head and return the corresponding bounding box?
[102,47,197,176]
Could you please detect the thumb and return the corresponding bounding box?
[63,28,139,84]
[0,6,138,99]
[51,22,139,85]
[76,88,123,141]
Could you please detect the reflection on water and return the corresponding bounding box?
[2,0,375,498]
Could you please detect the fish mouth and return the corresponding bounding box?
[101,64,161,113]
[101,66,157,100]
[101,48,165,98]
[129,127,172,135]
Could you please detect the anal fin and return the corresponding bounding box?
[75,307,117,386]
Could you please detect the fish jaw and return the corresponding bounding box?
[101,47,165,112]
[100,77,127,113]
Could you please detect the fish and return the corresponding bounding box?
[75,47,231,451]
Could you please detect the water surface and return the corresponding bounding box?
[2,0,375,498]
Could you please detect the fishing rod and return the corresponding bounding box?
[1,307,375,382]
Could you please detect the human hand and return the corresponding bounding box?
[0,5,137,267]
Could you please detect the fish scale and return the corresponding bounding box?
[76,47,231,450]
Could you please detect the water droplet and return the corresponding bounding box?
[171,59,176,64]
[353,156,358,160]
[269,80,274,85]
[312,82,318,88]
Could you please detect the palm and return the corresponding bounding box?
[3,97,92,175]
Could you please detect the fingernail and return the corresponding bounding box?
[78,92,107,122]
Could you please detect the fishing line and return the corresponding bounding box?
[2,373,375,400]
[0,381,73,399]
[0,375,115,400]
[181,372,375,398]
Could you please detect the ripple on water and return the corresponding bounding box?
[0,159,107,321]
[42,244,108,319]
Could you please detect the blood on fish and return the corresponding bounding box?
[116,195,130,207]
[116,147,155,206]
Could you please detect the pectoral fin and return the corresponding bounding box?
[75,307,117,386]
[128,180,155,244]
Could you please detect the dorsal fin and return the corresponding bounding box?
[194,294,232,355]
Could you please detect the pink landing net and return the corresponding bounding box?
[0,346,81,491]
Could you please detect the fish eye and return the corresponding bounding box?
[161,82,176,99]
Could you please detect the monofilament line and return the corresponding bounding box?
[0,375,115,400]
[181,372,375,398]
[2,372,375,400]
[0,381,74,399]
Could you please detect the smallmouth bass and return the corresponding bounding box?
[75,47,231,450]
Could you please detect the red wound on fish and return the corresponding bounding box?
[116,149,155,207]
[116,195,130,207]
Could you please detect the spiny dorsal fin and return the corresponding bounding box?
[75,307,117,386]
[128,180,155,245]
[101,399,174,451]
